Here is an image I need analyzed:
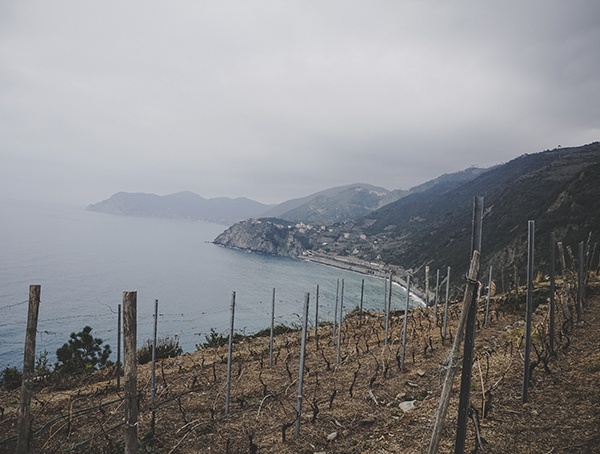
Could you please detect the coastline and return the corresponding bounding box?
[301,251,427,303]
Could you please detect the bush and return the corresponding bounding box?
[0,366,22,390]
[137,337,183,365]
[197,328,243,349]
[55,326,111,375]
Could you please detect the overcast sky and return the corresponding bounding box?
[1,1,599,206]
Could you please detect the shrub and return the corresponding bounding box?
[137,337,183,365]
[197,328,243,349]
[0,366,22,390]
[55,326,111,375]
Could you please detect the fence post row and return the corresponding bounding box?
[123,291,138,454]
[16,284,41,454]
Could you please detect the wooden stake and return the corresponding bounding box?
[427,251,480,454]
[16,284,41,454]
[225,291,236,416]
[400,274,411,371]
[295,293,310,437]
[123,291,138,454]
[270,288,275,367]
[523,221,535,403]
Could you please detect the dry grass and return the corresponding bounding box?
[1,281,599,453]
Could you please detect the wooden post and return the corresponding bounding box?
[455,196,484,453]
[123,291,138,454]
[427,251,480,454]
[523,221,535,403]
[434,269,440,326]
[359,278,365,325]
[336,279,344,365]
[116,303,122,390]
[16,284,41,454]
[269,288,275,367]
[333,279,339,345]
[442,266,451,343]
[315,284,320,347]
[150,299,158,437]
[484,266,492,327]
[295,293,310,437]
[385,272,393,346]
[425,266,430,307]
[400,274,411,371]
[577,241,584,320]
[225,291,236,416]
[549,232,556,354]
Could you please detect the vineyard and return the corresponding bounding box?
[1,270,599,453]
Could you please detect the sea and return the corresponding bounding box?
[0,198,423,369]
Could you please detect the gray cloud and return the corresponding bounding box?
[1,1,599,205]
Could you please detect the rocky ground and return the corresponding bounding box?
[1,280,599,453]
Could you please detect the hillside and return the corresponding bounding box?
[357,142,600,281]
[215,143,600,288]
[2,276,598,453]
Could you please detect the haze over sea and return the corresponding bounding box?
[1,198,421,369]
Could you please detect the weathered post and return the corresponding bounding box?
[484,266,493,327]
[295,292,310,437]
[425,266,430,307]
[577,241,584,320]
[270,288,275,367]
[225,291,236,416]
[16,284,41,454]
[384,275,390,347]
[434,269,440,326]
[359,278,365,325]
[123,291,138,454]
[400,274,411,371]
[549,232,556,354]
[315,285,320,347]
[150,299,158,437]
[333,279,339,345]
[336,279,344,365]
[442,266,451,343]
[427,251,480,454]
[385,271,393,346]
[455,195,484,453]
[523,221,535,403]
[116,303,122,390]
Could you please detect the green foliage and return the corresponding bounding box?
[55,326,111,375]
[197,328,243,349]
[137,337,183,365]
[252,324,297,338]
[0,366,22,390]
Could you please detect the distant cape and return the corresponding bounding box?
[86,191,272,225]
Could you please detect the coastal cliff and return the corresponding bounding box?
[213,218,311,257]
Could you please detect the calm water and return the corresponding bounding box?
[0,198,422,369]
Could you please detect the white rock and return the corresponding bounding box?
[327,431,338,441]
[399,400,417,412]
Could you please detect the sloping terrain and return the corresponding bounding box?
[357,143,600,281]
[2,275,598,453]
